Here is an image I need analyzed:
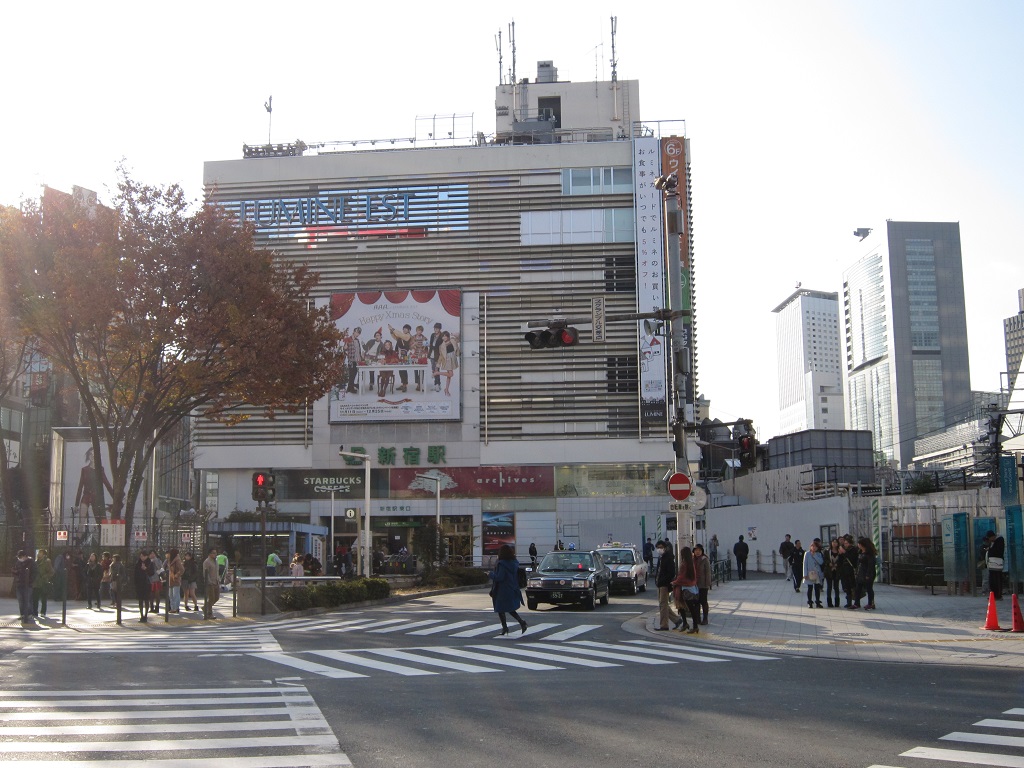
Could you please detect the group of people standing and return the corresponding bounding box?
[339,322,459,398]
[653,540,713,633]
[779,533,878,610]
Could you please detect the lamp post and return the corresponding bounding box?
[416,473,442,565]
[339,449,372,577]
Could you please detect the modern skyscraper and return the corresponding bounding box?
[843,221,971,466]
[1004,288,1024,395]
[772,287,844,434]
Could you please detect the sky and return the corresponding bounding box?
[3,1,1022,441]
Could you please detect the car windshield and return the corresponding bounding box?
[599,550,634,565]
[540,553,594,571]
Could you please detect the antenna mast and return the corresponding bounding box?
[264,95,273,144]
[509,20,517,86]
[495,29,504,85]
[610,16,618,82]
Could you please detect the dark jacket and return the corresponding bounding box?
[694,553,712,589]
[779,540,795,561]
[655,549,677,588]
[133,558,152,598]
[856,552,877,584]
[789,546,806,575]
[489,558,523,613]
[13,557,34,589]
[824,548,842,578]
[733,540,749,561]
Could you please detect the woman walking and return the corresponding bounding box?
[803,540,825,608]
[166,548,184,614]
[693,543,712,626]
[488,544,527,636]
[133,551,152,622]
[852,537,878,610]
[85,553,103,609]
[671,546,701,634]
[182,552,199,611]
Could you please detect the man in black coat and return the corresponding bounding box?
[733,535,749,580]
[654,541,683,630]
[982,530,1006,600]
[779,535,795,580]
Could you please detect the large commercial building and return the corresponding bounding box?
[1005,288,1024,395]
[772,287,844,434]
[200,63,696,560]
[842,221,971,467]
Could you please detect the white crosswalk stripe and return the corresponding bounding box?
[871,705,1024,768]
[13,628,281,655]
[0,685,352,766]
[248,638,777,679]
[273,614,601,641]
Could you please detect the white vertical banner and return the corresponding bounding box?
[633,137,668,422]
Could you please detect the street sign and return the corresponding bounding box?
[134,530,148,542]
[56,530,68,541]
[668,501,690,512]
[689,486,708,510]
[667,472,692,501]
[591,297,606,343]
[345,508,357,519]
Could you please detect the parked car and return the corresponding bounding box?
[525,550,612,610]
[595,543,649,594]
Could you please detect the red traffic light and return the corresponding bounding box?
[255,473,267,487]
[524,326,580,349]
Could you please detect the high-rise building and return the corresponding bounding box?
[843,221,971,467]
[772,287,844,434]
[1004,288,1024,395]
[198,61,697,558]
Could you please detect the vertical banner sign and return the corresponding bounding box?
[870,499,881,579]
[1006,506,1022,587]
[633,137,667,422]
[1000,454,1020,506]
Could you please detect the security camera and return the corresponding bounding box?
[662,469,673,482]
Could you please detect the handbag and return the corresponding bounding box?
[987,556,1004,571]
[806,570,819,583]
[489,581,498,598]
[681,585,699,602]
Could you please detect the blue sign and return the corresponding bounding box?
[1001,454,1020,506]
[1007,506,1022,584]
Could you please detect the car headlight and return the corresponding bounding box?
[572,579,589,588]
[617,571,631,577]
[528,579,542,588]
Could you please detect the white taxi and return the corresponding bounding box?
[594,543,649,595]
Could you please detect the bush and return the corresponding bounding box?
[278,588,312,611]
[420,565,489,589]
[364,577,390,600]
[277,577,386,612]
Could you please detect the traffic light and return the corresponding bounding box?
[524,326,580,349]
[671,420,685,458]
[251,471,275,502]
[738,436,756,469]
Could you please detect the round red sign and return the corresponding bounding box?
[667,472,692,501]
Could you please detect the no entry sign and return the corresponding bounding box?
[667,472,692,501]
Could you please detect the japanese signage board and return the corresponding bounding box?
[390,466,554,499]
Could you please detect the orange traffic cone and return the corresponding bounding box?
[982,592,1005,631]
[1011,594,1024,633]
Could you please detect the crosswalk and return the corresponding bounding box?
[869,706,1024,768]
[0,684,352,766]
[13,627,281,655]
[250,638,777,680]
[269,614,605,641]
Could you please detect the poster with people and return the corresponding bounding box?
[328,289,462,422]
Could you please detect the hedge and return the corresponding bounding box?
[277,577,390,612]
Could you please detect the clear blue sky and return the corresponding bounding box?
[4,1,1021,439]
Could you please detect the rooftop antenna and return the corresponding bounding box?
[610,16,618,82]
[495,28,504,85]
[264,95,273,144]
[509,19,517,86]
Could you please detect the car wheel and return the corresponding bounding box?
[584,591,596,610]
[640,579,648,593]
[599,587,609,606]
[630,577,639,595]
[527,598,538,611]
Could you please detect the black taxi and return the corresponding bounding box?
[525,550,612,610]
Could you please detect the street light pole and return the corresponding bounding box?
[416,474,442,565]
[339,449,372,577]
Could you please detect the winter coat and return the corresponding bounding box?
[856,552,877,585]
[182,559,199,585]
[655,550,677,588]
[694,554,712,589]
[13,558,34,589]
[166,556,184,587]
[108,561,126,592]
[133,559,152,597]
[789,547,806,576]
[733,540,749,561]
[489,557,523,613]
[802,550,825,585]
[33,557,54,590]
[824,548,842,579]
[86,560,103,586]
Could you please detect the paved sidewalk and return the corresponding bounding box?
[0,592,246,631]
[629,572,1024,668]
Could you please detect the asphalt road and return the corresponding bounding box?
[0,587,1018,768]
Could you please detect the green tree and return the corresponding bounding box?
[0,174,345,532]
[412,520,448,574]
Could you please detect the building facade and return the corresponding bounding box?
[773,287,844,434]
[843,221,971,467]
[1005,288,1024,395]
[200,66,694,560]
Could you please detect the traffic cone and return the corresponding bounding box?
[982,592,1005,631]
[1011,595,1024,633]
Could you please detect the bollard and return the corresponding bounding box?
[772,550,778,574]
[115,590,122,625]
[61,578,68,627]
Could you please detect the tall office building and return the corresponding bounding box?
[843,221,971,466]
[1004,288,1024,395]
[197,60,697,559]
[772,287,844,434]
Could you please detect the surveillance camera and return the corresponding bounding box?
[662,469,673,482]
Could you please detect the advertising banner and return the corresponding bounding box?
[390,466,555,499]
[329,289,462,423]
[633,137,668,423]
[273,469,388,500]
[482,510,515,556]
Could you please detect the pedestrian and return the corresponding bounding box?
[266,549,282,577]
[528,542,538,569]
[852,537,878,610]
[803,540,825,608]
[654,540,684,631]
[216,549,229,585]
[148,550,164,614]
[643,538,654,572]
[788,540,805,593]
[823,539,842,608]
[488,544,528,636]
[671,546,701,634]
[733,535,749,580]
[839,535,858,608]
[290,553,305,586]
[108,553,126,618]
[981,530,1005,600]
[709,534,719,564]
[133,551,152,622]
[203,548,220,620]
[84,553,102,609]
[693,543,712,625]
[33,548,54,619]
[182,552,200,611]
[13,550,34,623]
[779,534,795,580]
[99,551,113,607]
[166,548,184,613]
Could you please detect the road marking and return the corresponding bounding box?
[364,649,500,673]
[428,647,562,670]
[449,623,508,637]
[368,620,446,633]
[325,618,408,633]
[408,620,482,635]
[940,732,1024,748]
[579,640,726,663]
[522,641,674,664]
[250,652,367,679]
[976,718,1024,731]
[469,644,618,668]
[902,746,1024,766]
[543,625,601,641]
[309,650,436,676]
[624,639,779,661]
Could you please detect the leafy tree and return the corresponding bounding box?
[0,173,345,532]
[412,520,448,573]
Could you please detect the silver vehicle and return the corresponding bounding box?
[594,543,649,595]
